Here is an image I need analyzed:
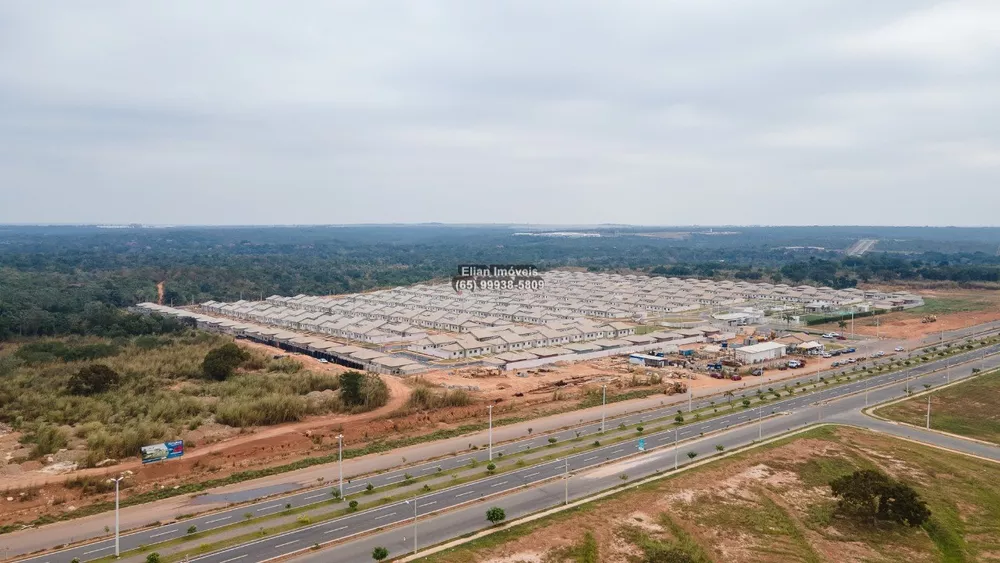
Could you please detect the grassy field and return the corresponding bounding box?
[417,426,1000,563]
[0,333,386,466]
[880,369,1000,444]
[906,296,996,316]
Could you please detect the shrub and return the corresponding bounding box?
[214,395,307,427]
[349,500,359,511]
[486,463,497,474]
[830,470,930,527]
[146,553,161,563]
[67,364,121,395]
[486,506,506,525]
[548,437,558,445]
[24,424,68,459]
[372,546,389,561]
[187,525,197,534]
[201,343,249,381]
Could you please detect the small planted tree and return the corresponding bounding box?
[486,463,497,474]
[715,444,725,452]
[349,500,359,511]
[146,554,162,563]
[486,506,506,525]
[687,451,698,460]
[372,546,389,561]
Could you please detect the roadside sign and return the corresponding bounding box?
[140,440,184,464]
[637,438,646,452]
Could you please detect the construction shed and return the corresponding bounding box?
[734,341,787,364]
[628,353,666,367]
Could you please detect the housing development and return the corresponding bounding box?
[138,271,924,375]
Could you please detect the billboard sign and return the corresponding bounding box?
[637,438,646,452]
[140,440,184,464]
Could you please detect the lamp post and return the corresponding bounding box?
[405,499,417,554]
[926,395,931,429]
[601,385,607,433]
[673,428,678,470]
[107,471,133,558]
[337,434,344,499]
[487,405,494,461]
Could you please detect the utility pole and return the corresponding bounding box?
[865,375,869,407]
[688,387,693,413]
[405,499,418,554]
[337,434,344,499]
[601,385,607,433]
[758,406,762,440]
[487,405,493,461]
[108,471,132,558]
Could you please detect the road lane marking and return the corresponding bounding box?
[149,529,176,538]
[220,556,247,563]
[305,493,326,500]
[385,475,403,482]
[83,546,113,555]
[612,449,624,454]
[583,456,597,462]
[524,472,539,478]
[490,481,508,488]
[325,525,349,534]
[275,540,299,548]
[257,504,282,513]
[420,501,437,508]
[456,491,474,498]
[373,512,396,520]
[205,516,232,524]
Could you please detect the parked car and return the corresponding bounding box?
[821,333,834,338]
[830,350,842,356]
[709,371,724,379]
[787,360,802,368]
[836,335,847,340]
[894,346,905,352]
[318,358,329,363]
[847,358,857,363]
[876,350,885,357]
[832,361,841,367]
[730,374,742,381]
[751,368,764,376]
[821,352,832,358]
[845,348,856,354]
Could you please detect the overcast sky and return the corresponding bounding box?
[1,1,998,226]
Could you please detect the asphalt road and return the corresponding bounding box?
[196,342,1000,563]
[10,324,999,563]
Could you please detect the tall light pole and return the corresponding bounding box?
[757,406,762,440]
[688,387,693,413]
[926,395,931,429]
[487,405,494,461]
[865,374,869,407]
[405,499,417,554]
[601,385,607,433]
[673,428,678,470]
[337,434,344,499]
[108,471,132,558]
[563,459,569,505]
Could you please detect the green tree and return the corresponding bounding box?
[838,320,848,330]
[830,470,930,527]
[201,343,249,380]
[486,506,506,525]
[339,371,366,405]
[146,553,161,563]
[67,364,121,395]
[372,546,389,561]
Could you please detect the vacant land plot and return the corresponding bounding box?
[881,369,1000,444]
[419,426,1000,563]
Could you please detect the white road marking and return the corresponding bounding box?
[220,556,247,563]
[524,472,539,478]
[612,449,624,454]
[149,529,176,538]
[205,516,232,524]
[257,504,282,513]
[583,456,597,462]
[373,512,396,520]
[490,481,508,488]
[325,525,348,534]
[83,546,112,555]
[304,493,326,500]
[420,501,437,508]
[275,540,299,548]
[456,491,475,498]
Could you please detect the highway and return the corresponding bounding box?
[10,325,999,563]
[183,343,1000,563]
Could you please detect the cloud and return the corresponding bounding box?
[0,0,997,226]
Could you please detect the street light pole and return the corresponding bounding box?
[564,459,569,505]
[601,385,606,433]
[337,434,344,499]
[688,388,692,413]
[108,471,132,558]
[413,499,418,554]
[758,406,762,440]
[926,395,931,429]
[488,405,494,461]
[674,428,678,470]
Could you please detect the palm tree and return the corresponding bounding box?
[724,390,734,406]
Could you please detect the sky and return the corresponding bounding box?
[1,1,999,226]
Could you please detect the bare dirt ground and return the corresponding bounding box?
[815,288,1000,341]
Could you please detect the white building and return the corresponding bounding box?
[734,341,787,364]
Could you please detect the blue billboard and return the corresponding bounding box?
[140,440,184,464]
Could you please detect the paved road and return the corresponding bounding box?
[9,326,999,562]
[191,343,1000,563]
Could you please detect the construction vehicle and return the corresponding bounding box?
[922,315,938,324]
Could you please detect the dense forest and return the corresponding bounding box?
[1,225,999,339]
